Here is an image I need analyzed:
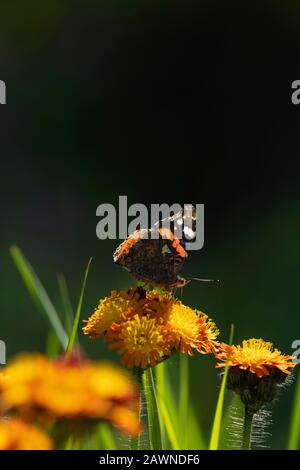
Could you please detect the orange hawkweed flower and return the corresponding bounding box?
[83,288,147,338]
[216,338,296,378]
[83,287,219,368]
[0,419,52,450]
[108,313,171,368]
[215,338,296,411]
[0,354,139,436]
[162,302,219,355]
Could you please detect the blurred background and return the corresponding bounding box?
[1,0,300,449]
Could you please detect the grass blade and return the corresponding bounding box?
[10,245,68,349]
[143,368,163,450]
[66,258,92,356]
[155,362,179,450]
[96,423,117,450]
[45,329,61,358]
[288,371,300,450]
[209,323,234,450]
[186,406,206,450]
[179,353,189,449]
[157,398,179,449]
[57,273,74,336]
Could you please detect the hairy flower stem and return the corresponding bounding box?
[242,405,254,450]
[131,367,144,450]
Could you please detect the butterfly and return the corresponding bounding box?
[113,205,212,290]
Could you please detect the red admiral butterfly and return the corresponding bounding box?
[114,206,211,290]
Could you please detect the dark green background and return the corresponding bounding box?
[1,0,300,449]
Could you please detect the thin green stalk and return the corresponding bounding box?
[143,368,163,450]
[57,273,74,336]
[10,246,68,349]
[131,367,144,450]
[97,423,117,450]
[155,362,178,449]
[158,399,179,449]
[179,353,189,449]
[66,258,92,356]
[64,431,82,450]
[242,406,254,450]
[288,371,300,450]
[209,324,234,450]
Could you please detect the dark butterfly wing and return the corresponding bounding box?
[113,228,187,286]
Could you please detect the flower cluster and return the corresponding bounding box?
[0,354,140,441]
[83,287,219,368]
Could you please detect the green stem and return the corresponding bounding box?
[131,367,144,450]
[242,406,254,450]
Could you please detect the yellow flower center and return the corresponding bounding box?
[110,314,170,368]
[238,339,275,363]
[121,314,164,353]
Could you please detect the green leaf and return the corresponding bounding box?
[45,329,61,358]
[185,406,206,450]
[130,367,144,450]
[57,273,74,337]
[66,258,92,356]
[179,353,189,449]
[10,245,68,349]
[143,368,163,450]
[288,370,300,450]
[209,323,234,450]
[96,423,117,450]
[155,362,179,450]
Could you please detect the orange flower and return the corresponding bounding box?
[162,302,219,355]
[0,419,52,450]
[215,339,296,411]
[108,313,171,368]
[84,287,219,368]
[83,288,147,338]
[215,338,296,378]
[0,354,139,436]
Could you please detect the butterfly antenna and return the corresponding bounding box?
[189,277,219,283]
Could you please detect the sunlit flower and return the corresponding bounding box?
[0,354,139,436]
[0,419,52,450]
[108,313,170,368]
[162,302,219,355]
[83,287,219,368]
[83,287,147,338]
[215,338,296,411]
[215,338,296,378]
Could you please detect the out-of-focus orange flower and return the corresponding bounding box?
[0,419,52,450]
[0,354,139,436]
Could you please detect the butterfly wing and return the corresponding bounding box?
[113,228,187,287]
[152,205,197,247]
